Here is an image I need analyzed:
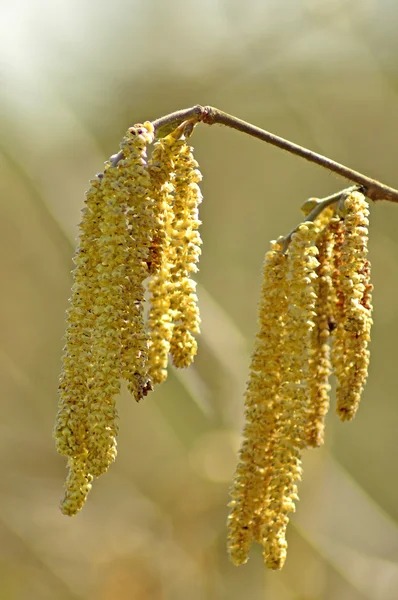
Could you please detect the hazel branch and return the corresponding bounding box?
[140,105,398,204]
[200,107,398,203]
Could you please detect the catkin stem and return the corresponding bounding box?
[280,187,358,253]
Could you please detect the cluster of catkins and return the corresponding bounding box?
[227,190,372,569]
[54,121,203,516]
[54,119,372,571]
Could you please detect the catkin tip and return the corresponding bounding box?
[60,458,93,516]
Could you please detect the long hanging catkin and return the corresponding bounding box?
[305,217,336,447]
[55,176,103,461]
[260,222,319,569]
[84,122,156,478]
[168,136,203,369]
[55,177,104,515]
[228,222,320,570]
[227,240,288,566]
[55,122,158,512]
[331,191,372,420]
[146,128,187,384]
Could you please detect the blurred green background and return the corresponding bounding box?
[1,1,398,598]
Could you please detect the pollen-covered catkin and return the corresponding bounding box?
[261,222,319,570]
[146,130,185,384]
[117,123,157,401]
[83,170,125,477]
[84,122,156,477]
[305,217,336,447]
[168,136,203,369]
[227,241,288,566]
[329,217,346,378]
[333,191,372,421]
[54,176,103,459]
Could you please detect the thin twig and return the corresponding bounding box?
[110,105,398,203]
[303,187,358,223]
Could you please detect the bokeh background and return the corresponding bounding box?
[1,1,398,598]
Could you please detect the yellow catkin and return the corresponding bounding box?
[261,222,319,570]
[84,176,124,476]
[60,458,93,516]
[146,131,185,384]
[168,137,203,369]
[305,216,337,447]
[118,122,157,401]
[227,241,288,566]
[334,192,372,421]
[330,216,346,378]
[54,177,103,459]
[84,122,155,477]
